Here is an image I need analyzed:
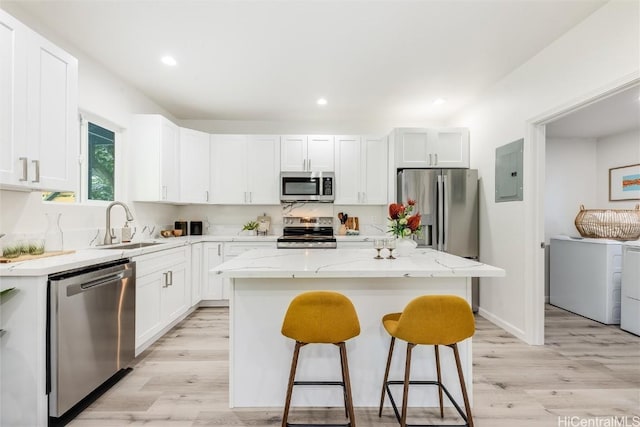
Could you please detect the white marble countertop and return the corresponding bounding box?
[0,239,190,276]
[214,248,506,278]
[0,234,389,277]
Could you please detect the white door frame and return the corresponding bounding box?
[525,72,640,345]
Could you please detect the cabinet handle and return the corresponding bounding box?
[162,186,167,200]
[19,157,28,181]
[205,190,209,202]
[217,244,221,256]
[308,158,311,170]
[249,192,252,203]
[434,153,438,165]
[168,270,173,286]
[428,153,432,166]
[162,272,169,288]
[303,159,306,171]
[32,160,40,183]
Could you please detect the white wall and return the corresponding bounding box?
[596,129,640,209]
[0,5,180,249]
[545,138,598,239]
[179,119,441,136]
[447,0,640,342]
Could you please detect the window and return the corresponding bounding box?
[43,115,120,204]
[87,122,115,201]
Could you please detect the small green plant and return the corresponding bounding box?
[2,245,21,259]
[29,242,45,255]
[242,221,259,231]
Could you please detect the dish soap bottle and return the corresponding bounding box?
[121,222,132,243]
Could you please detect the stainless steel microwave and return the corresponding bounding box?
[280,171,335,202]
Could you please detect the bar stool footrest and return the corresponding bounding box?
[293,381,345,387]
[384,380,470,427]
[286,424,352,427]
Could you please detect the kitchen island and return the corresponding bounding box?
[214,247,505,408]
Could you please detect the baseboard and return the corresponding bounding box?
[477,307,527,342]
[199,299,230,307]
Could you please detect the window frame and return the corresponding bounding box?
[80,112,123,206]
[43,111,123,206]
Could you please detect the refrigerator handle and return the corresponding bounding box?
[437,174,444,251]
[442,174,448,252]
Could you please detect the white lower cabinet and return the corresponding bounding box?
[1,276,48,427]
[134,246,190,354]
[190,243,203,305]
[201,241,274,304]
[202,242,225,301]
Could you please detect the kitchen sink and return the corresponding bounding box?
[97,242,163,250]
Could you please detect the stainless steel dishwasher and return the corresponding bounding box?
[48,258,136,420]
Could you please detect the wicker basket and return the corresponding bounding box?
[574,204,640,240]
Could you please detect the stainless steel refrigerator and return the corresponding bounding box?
[397,168,479,310]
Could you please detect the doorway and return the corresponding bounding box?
[528,79,640,344]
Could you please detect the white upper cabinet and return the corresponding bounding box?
[281,135,334,171]
[361,136,388,204]
[335,135,388,205]
[280,135,306,171]
[210,134,248,204]
[247,135,280,204]
[394,127,469,168]
[210,134,279,204]
[334,136,361,204]
[130,114,180,202]
[307,135,334,171]
[179,127,211,203]
[0,10,78,192]
[431,128,470,168]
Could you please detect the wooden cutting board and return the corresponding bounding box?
[0,250,75,263]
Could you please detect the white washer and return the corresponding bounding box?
[550,236,622,324]
[621,241,640,335]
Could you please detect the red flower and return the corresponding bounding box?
[407,199,416,206]
[389,203,405,220]
[407,214,421,232]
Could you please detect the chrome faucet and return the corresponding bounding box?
[104,201,134,245]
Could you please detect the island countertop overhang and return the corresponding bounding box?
[214,248,505,279]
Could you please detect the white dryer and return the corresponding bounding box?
[550,236,622,324]
[621,241,640,335]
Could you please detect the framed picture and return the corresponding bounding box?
[609,163,640,201]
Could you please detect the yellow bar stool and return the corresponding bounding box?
[378,295,475,427]
[281,291,361,427]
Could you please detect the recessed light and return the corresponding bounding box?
[161,56,177,66]
[433,98,446,106]
[317,98,327,106]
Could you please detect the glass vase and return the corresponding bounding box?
[395,236,417,257]
[45,213,63,252]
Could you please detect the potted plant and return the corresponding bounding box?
[242,221,259,235]
[388,199,423,256]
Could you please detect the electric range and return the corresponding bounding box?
[277,216,337,249]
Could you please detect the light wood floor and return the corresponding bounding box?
[70,305,640,426]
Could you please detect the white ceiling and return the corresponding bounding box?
[546,85,640,139]
[5,0,607,123]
